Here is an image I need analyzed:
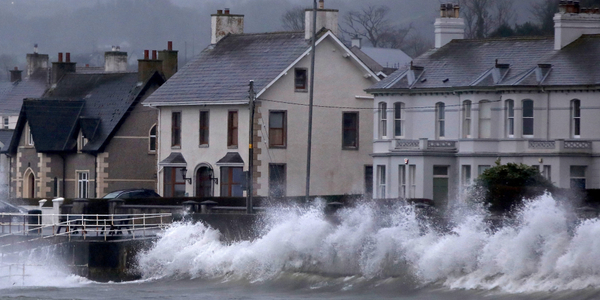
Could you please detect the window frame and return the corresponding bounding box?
[522,100,534,137]
[570,166,586,190]
[149,124,157,153]
[220,166,244,197]
[436,102,445,139]
[462,100,471,138]
[3,117,8,129]
[26,122,34,146]
[163,167,186,197]
[479,100,492,138]
[399,165,406,199]
[506,99,515,138]
[77,171,89,198]
[394,102,404,138]
[571,99,581,138]
[378,102,387,139]
[269,110,287,148]
[461,165,472,189]
[376,165,386,199]
[408,165,416,198]
[342,111,359,150]
[199,110,210,147]
[294,68,308,91]
[268,163,287,198]
[171,111,181,148]
[227,110,238,148]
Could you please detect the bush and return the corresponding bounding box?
[474,162,554,213]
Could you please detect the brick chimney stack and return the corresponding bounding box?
[51,52,76,84]
[434,3,465,48]
[26,43,49,78]
[211,8,244,44]
[10,67,22,83]
[138,49,163,82]
[158,41,178,80]
[104,45,128,72]
[305,0,339,40]
[554,0,600,50]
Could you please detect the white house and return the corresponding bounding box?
[143,3,380,198]
[367,3,600,207]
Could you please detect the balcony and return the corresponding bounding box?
[528,140,592,153]
[394,138,457,152]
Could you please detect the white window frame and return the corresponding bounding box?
[506,100,515,138]
[149,124,157,153]
[378,102,387,139]
[377,165,386,199]
[543,165,551,182]
[462,165,472,188]
[26,122,34,146]
[398,165,406,198]
[77,171,89,198]
[462,100,471,138]
[394,102,404,138]
[478,165,491,175]
[571,99,581,138]
[479,100,492,138]
[570,166,586,189]
[436,102,445,139]
[3,117,8,129]
[522,100,534,138]
[408,165,416,198]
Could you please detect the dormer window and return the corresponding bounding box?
[26,123,34,146]
[295,68,307,91]
[77,131,88,151]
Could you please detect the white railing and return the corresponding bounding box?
[0,213,171,244]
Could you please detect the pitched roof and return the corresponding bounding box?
[369,35,600,91]
[0,129,14,152]
[159,152,187,166]
[354,46,412,70]
[0,77,48,115]
[24,99,84,152]
[143,32,312,105]
[216,152,244,165]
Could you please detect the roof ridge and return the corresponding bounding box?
[452,36,552,43]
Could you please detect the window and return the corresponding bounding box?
[269,164,286,198]
[522,100,534,137]
[570,166,586,189]
[436,102,445,139]
[543,165,551,182]
[378,102,387,138]
[479,100,491,138]
[462,100,471,138]
[295,68,307,91]
[26,122,34,146]
[342,112,359,149]
[171,112,181,147]
[364,165,373,197]
[408,165,416,198]
[149,125,157,152]
[376,165,386,198]
[399,165,406,198]
[77,171,89,198]
[53,177,59,197]
[3,117,8,129]
[227,111,238,147]
[164,167,186,197]
[478,165,491,175]
[571,99,581,138]
[269,111,286,148]
[220,166,244,197]
[394,102,404,137]
[506,100,515,137]
[77,131,87,151]
[462,165,471,188]
[199,111,209,146]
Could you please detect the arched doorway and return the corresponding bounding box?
[23,170,35,198]
[195,166,213,198]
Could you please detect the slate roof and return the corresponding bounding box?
[8,71,164,154]
[354,46,412,70]
[0,129,14,152]
[0,76,48,115]
[369,35,600,91]
[216,152,244,165]
[144,32,311,105]
[159,152,187,166]
[350,46,385,75]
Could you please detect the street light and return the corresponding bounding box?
[179,167,192,184]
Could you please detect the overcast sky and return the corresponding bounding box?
[0,0,537,69]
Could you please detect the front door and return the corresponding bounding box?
[195,167,213,198]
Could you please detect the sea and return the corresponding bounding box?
[2,194,600,300]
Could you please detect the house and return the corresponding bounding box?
[5,44,177,199]
[143,2,380,198]
[367,2,600,207]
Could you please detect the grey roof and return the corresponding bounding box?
[370,35,600,91]
[144,32,311,105]
[216,152,244,165]
[350,46,385,74]
[0,77,48,115]
[159,152,187,166]
[356,46,412,69]
[0,129,14,152]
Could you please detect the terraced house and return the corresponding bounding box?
[368,3,600,207]
[144,2,380,198]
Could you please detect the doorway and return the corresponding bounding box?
[195,166,213,198]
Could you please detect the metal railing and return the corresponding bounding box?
[0,213,172,244]
[0,262,89,286]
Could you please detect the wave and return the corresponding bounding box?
[136,194,600,293]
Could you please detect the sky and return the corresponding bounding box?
[0,0,538,71]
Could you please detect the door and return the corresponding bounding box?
[28,173,35,198]
[433,166,449,209]
[195,167,213,198]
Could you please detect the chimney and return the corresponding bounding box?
[434,3,465,48]
[104,46,128,72]
[305,0,339,40]
[138,49,163,82]
[554,1,600,50]
[211,8,245,44]
[10,67,22,83]
[351,37,362,48]
[51,52,76,84]
[158,41,178,80]
[26,44,49,78]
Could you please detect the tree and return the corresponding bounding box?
[341,5,412,48]
[473,162,554,213]
[281,6,306,31]
[0,54,18,82]
[530,0,559,35]
[459,0,516,39]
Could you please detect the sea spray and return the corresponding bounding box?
[137,194,600,293]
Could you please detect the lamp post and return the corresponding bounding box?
[305,0,317,202]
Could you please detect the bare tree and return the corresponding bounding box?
[459,0,494,39]
[495,0,516,27]
[341,5,412,48]
[0,54,18,82]
[281,6,305,31]
[530,0,559,34]
[401,33,432,58]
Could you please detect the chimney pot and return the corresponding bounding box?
[58,52,63,63]
[574,1,580,13]
[144,50,149,60]
[454,5,460,18]
[66,52,70,63]
[440,4,446,17]
[168,41,173,51]
[217,9,223,14]
[14,67,18,70]
[152,50,157,60]
[34,44,38,54]
[224,8,230,15]
[112,45,116,51]
[86,64,89,67]
[319,0,325,9]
